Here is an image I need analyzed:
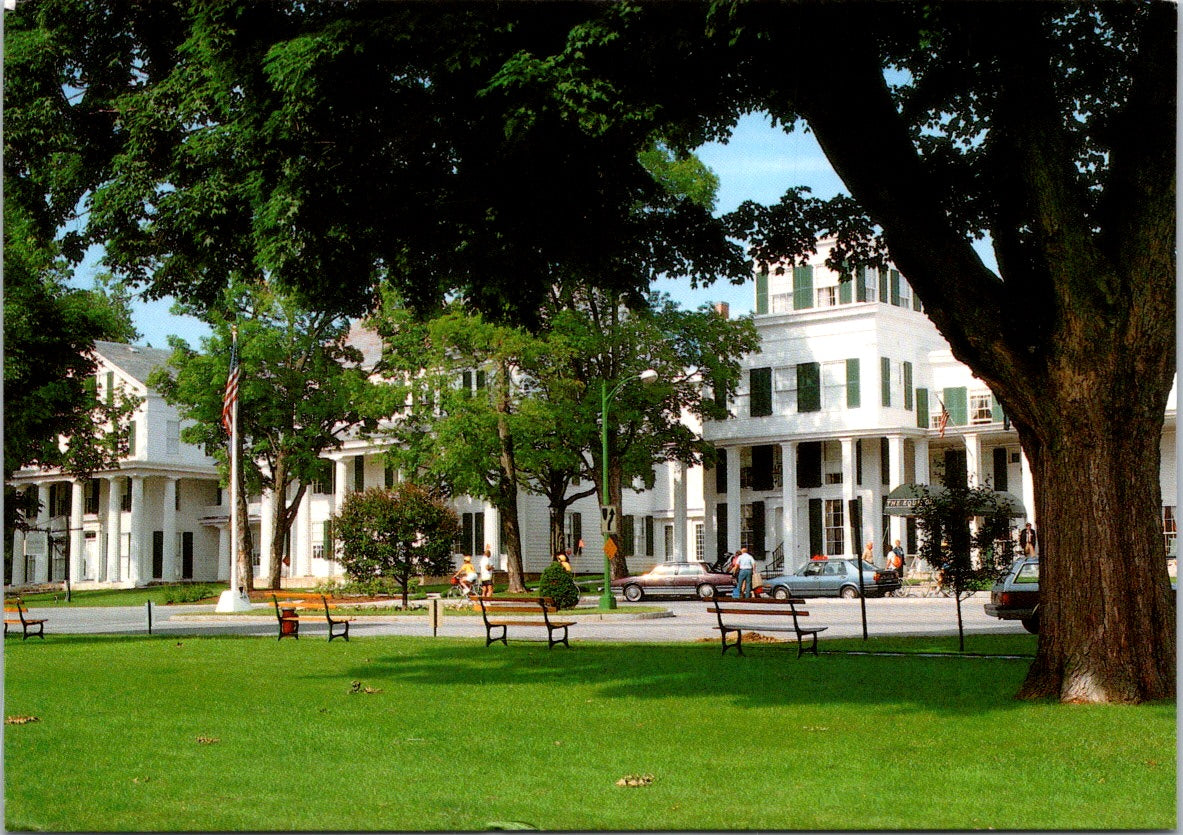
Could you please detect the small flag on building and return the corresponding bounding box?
[936,397,950,437]
[221,328,240,436]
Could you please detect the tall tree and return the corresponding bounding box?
[151,283,382,589]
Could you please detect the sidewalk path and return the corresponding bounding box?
[21,595,1028,642]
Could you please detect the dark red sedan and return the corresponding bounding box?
[611,560,736,601]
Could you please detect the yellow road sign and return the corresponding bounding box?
[603,537,618,559]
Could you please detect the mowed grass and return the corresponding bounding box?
[3,634,1174,831]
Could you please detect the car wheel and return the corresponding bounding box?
[840,585,860,600]
[696,584,716,600]
[772,586,791,601]
[623,584,644,602]
[1021,612,1040,634]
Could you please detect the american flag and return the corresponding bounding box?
[221,330,240,436]
[936,397,950,437]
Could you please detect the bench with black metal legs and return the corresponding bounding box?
[4,598,47,640]
[469,595,575,648]
[272,594,354,641]
[706,596,826,658]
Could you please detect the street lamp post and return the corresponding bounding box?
[600,369,659,610]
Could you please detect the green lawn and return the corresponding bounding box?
[3,634,1174,831]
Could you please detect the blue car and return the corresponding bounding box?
[763,558,902,599]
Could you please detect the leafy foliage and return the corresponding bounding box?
[333,485,460,608]
[536,561,580,610]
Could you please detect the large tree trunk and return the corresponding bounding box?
[1015,381,1175,702]
[234,456,254,594]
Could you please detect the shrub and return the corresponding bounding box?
[537,562,580,610]
[162,584,215,604]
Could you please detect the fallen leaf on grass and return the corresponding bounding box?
[615,774,655,787]
[195,735,220,744]
[349,680,382,695]
[132,777,152,784]
[5,716,39,725]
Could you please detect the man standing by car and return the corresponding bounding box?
[732,547,756,598]
[1019,523,1038,556]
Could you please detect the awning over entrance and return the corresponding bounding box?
[884,483,1027,518]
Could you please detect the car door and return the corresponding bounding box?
[674,564,703,596]
[793,561,827,596]
[820,560,849,595]
[647,564,678,596]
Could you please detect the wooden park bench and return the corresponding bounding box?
[4,598,47,640]
[469,594,575,649]
[706,596,826,658]
[272,594,354,642]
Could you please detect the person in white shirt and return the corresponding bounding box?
[479,545,495,598]
[731,547,756,598]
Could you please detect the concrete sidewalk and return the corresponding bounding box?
[19,594,1028,642]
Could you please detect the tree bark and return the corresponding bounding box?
[495,358,526,593]
[234,432,254,594]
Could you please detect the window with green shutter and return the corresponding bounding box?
[856,267,868,302]
[917,388,929,428]
[890,269,902,306]
[880,357,892,407]
[903,362,913,410]
[809,499,824,557]
[793,265,814,310]
[991,393,1004,423]
[755,271,769,314]
[878,267,889,304]
[943,387,968,426]
[846,358,860,408]
[750,367,773,417]
[797,362,821,412]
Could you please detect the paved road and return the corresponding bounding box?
[21,594,1029,642]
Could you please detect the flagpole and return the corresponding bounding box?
[217,325,251,612]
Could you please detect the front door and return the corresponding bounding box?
[152,530,164,579]
[181,532,194,579]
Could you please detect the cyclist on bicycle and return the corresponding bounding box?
[453,555,479,596]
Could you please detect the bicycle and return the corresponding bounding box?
[445,577,478,599]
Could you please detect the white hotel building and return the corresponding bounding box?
[8,243,1177,587]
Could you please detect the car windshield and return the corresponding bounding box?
[859,559,877,571]
[648,565,676,577]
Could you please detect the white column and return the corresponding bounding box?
[217,525,231,581]
[12,525,26,586]
[34,483,50,583]
[105,477,123,582]
[69,480,85,584]
[334,458,348,513]
[1021,449,1036,526]
[294,490,312,578]
[964,433,982,487]
[484,502,501,567]
[258,489,274,582]
[702,456,717,565]
[780,442,798,571]
[914,438,931,484]
[841,438,857,557]
[128,476,145,586]
[726,447,742,554]
[161,477,178,582]
[673,461,688,562]
[888,435,906,555]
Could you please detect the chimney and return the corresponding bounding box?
[714,302,730,319]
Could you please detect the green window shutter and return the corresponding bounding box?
[384,465,395,488]
[880,357,892,407]
[991,393,1004,423]
[878,268,889,304]
[750,367,772,417]
[890,269,902,306]
[755,271,769,314]
[716,503,728,562]
[797,362,821,412]
[808,499,824,557]
[106,371,114,405]
[856,267,868,302]
[476,370,486,390]
[913,290,923,312]
[903,362,913,411]
[845,358,860,408]
[880,437,890,485]
[944,387,968,425]
[323,520,334,555]
[838,276,853,305]
[353,456,365,492]
[917,388,929,429]
[644,516,654,557]
[793,265,814,310]
[127,420,137,455]
[855,438,863,485]
[715,448,727,493]
[797,442,822,488]
[622,515,635,556]
[461,370,472,392]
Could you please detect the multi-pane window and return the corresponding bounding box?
[816,286,837,308]
[312,460,335,495]
[1163,506,1176,556]
[821,361,847,411]
[823,440,843,485]
[797,362,821,412]
[969,392,993,424]
[84,479,101,515]
[664,524,674,559]
[774,367,797,413]
[824,499,845,556]
[695,523,705,562]
[166,420,181,456]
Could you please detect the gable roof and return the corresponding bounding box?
[94,341,174,386]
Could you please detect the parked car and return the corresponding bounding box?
[762,558,902,599]
[983,556,1040,633]
[984,556,1177,635]
[611,561,736,602]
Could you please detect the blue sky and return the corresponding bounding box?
[76,113,847,348]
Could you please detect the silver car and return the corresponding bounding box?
[763,558,902,599]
